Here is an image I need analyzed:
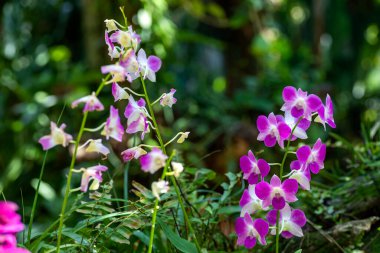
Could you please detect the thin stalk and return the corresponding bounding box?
[275,118,302,253]
[56,75,109,253]
[140,76,201,253]
[27,103,67,244]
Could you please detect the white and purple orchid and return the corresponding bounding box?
[235,214,269,249]
[315,94,336,130]
[240,150,270,185]
[139,148,168,174]
[39,122,73,151]
[257,113,291,148]
[137,49,162,82]
[71,92,104,113]
[124,96,150,139]
[255,175,298,210]
[112,82,129,101]
[80,165,108,192]
[121,146,147,162]
[239,185,267,217]
[160,89,177,107]
[266,203,306,238]
[101,106,124,142]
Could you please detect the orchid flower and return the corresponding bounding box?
[235,213,269,249]
[109,26,141,50]
[140,148,168,174]
[296,138,326,174]
[112,82,129,101]
[315,94,336,130]
[151,180,169,200]
[284,111,310,140]
[255,175,298,210]
[137,49,162,82]
[240,150,270,184]
[101,64,132,83]
[239,185,267,217]
[71,92,104,112]
[124,96,150,139]
[0,202,25,234]
[82,139,110,156]
[257,113,291,148]
[281,86,322,120]
[39,122,73,150]
[101,106,124,142]
[104,19,118,32]
[266,204,306,238]
[105,31,120,60]
[160,89,177,107]
[171,162,184,177]
[119,49,140,81]
[289,160,312,190]
[80,165,108,192]
[121,146,147,162]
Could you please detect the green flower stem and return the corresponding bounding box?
[140,76,201,253]
[56,75,109,253]
[27,103,67,245]
[275,118,302,253]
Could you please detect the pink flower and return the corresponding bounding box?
[284,111,310,140]
[71,92,104,112]
[235,213,269,249]
[124,96,150,140]
[137,49,162,82]
[140,148,168,174]
[101,63,132,83]
[315,94,336,130]
[101,106,124,142]
[289,160,312,190]
[105,31,119,60]
[239,185,267,217]
[109,26,141,50]
[121,146,147,162]
[257,113,291,148]
[281,86,322,120]
[80,165,108,192]
[266,204,306,238]
[239,150,270,184]
[0,202,24,234]
[296,138,326,174]
[160,89,177,107]
[255,175,298,210]
[39,122,73,150]
[119,49,140,81]
[112,82,129,102]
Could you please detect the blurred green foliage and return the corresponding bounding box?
[1,0,380,252]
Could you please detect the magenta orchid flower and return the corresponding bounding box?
[39,122,73,150]
[112,82,129,102]
[160,89,177,107]
[296,138,326,174]
[240,150,270,184]
[235,213,269,249]
[124,96,150,139]
[137,49,162,82]
[281,86,322,120]
[315,94,336,130]
[101,106,124,142]
[105,31,119,60]
[289,160,312,190]
[121,146,147,162]
[80,165,108,192]
[140,148,168,174]
[119,49,140,81]
[71,92,104,112]
[239,185,267,217]
[266,204,306,238]
[0,202,25,234]
[257,113,291,148]
[255,175,298,210]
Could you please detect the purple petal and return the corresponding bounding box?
[291,106,304,118]
[239,189,252,207]
[281,231,294,238]
[296,145,311,163]
[282,86,297,102]
[235,217,248,236]
[247,173,259,185]
[39,136,55,150]
[282,179,298,202]
[147,56,162,72]
[266,210,279,225]
[264,135,276,147]
[309,162,321,174]
[257,116,269,132]
[255,181,271,200]
[307,94,322,111]
[253,218,269,245]
[257,159,270,177]
[240,155,253,174]
[272,196,285,210]
[244,237,257,249]
[290,160,301,170]
[291,209,307,227]
[278,122,291,139]
[270,175,281,187]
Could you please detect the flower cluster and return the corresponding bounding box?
[236,86,335,249]
[0,201,30,252]
[38,18,184,199]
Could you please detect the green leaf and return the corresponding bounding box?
[294,250,302,253]
[157,217,197,253]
